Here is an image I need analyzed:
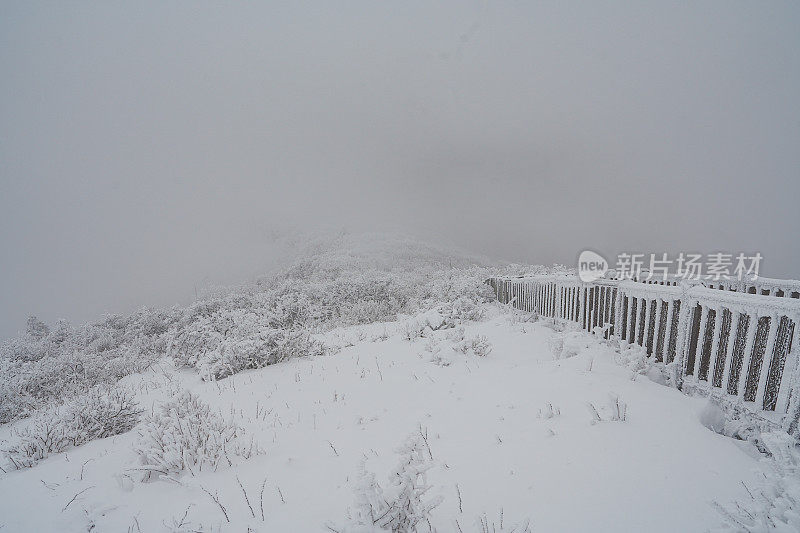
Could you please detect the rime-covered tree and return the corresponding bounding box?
[26,315,49,339]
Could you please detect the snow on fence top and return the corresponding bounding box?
[486,273,800,436]
[506,271,800,297]
[623,271,800,298]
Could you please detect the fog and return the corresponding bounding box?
[1,1,799,338]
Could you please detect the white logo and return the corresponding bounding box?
[578,250,608,283]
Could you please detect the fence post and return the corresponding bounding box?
[663,299,675,362]
[693,305,710,379]
[706,306,723,384]
[673,299,693,387]
[783,316,800,435]
[640,297,647,344]
[778,316,800,416]
[737,312,760,399]
[653,299,664,360]
[556,283,563,320]
[625,296,633,342]
[719,311,740,392]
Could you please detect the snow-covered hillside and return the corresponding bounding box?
[0,235,796,532]
[0,307,782,531]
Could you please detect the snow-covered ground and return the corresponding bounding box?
[0,306,769,532]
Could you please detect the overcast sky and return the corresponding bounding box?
[1,1,799,338]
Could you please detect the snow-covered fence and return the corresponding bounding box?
[623,272,800,298]
[486,275,800,433]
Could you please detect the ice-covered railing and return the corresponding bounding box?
[612,270,800,298]
[486,274,800,435]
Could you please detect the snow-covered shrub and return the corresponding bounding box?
[271,292,315,329]
[418,327,492,366]
[548,331,592,360]
[195,328,325,381]
[276,329,326,360]
[382,434,443,532]
[402,321,427,341]
[436,294,491,323]
[470,335,492,357]
[607,394,627,422]
[169,306,326,380]
[613,342,656,379]
[345,299,397,325]
[423,338,442,356]
[336,432,443,532]
[0,309,174,424]
[2,385,141,470]
[446,327,465,343]
[339,458,394,532]
[453,335,492,357]
[402,312,454,345]
[26,315,50,339]
[713,432,800,532]
[420,310,453,332]
[0,340,154,425]
[2,410,71,470]
[133,391,260,480]
[424,339,453,367]
[500,305,537,325]
[67,384,142,439]
[2,233,511,422]
[698,399,764,448]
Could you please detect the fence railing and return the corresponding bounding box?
[610,271,800,298]
[487,274,800,434]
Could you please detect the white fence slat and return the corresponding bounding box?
[706,307,723,385]
[719,311,740,392]
[777,317,800,414]
[737,313,760,399]
[755,314,779,408]
[694,306,709,380]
